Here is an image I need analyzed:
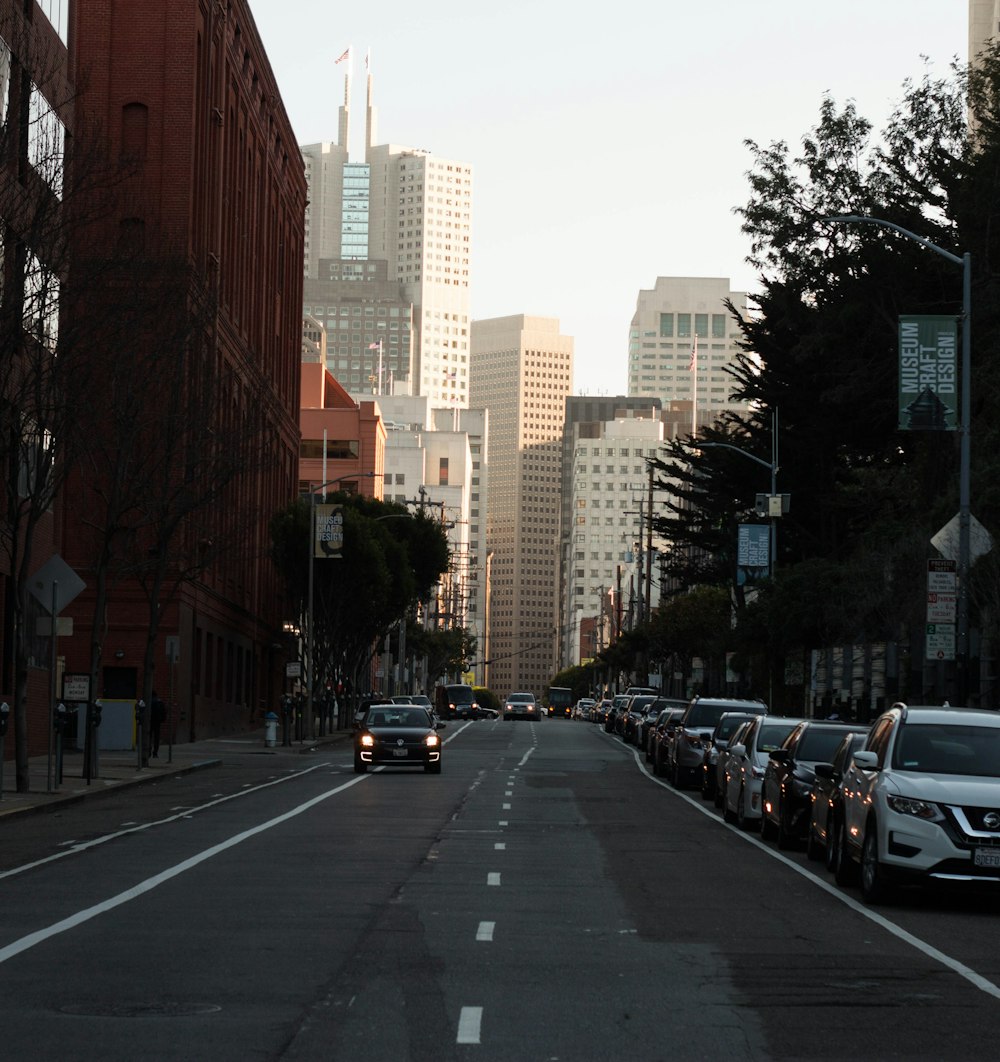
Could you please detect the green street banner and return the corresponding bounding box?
[314,504,344,559]
[898,315,957,431]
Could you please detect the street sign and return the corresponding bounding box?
[62,674,90,701]
[926,592,957,623]
[898,316,957,430]
[927,558,956,593]
[29,554,86,614]
[926,623,956,661]
[285,662,301,678]
[931,513,993,564]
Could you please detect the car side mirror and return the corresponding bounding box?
[813,762,834,779]
[729,743,745,757]
[852,750,879,770]
[769,749,789,762]
[436,722,447,730]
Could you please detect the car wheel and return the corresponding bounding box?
[832,817,857,885]
[425,761,442,774]
[860,819,892,903]
[353,756,367,774]
[735,785,750,830]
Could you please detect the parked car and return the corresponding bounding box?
[700,711,766,802]
[668,697,768,789]
[836,703,1000,902]
[574,697,596,720]
[760,720,862,849]
[806,730,869,867]
[605,694,630,734]
[713,719,755,808]
[503,692,539,720]
[594,699,612,726]
[623,695,659,745]
[640,697,687,754]
[722,716,802,829]
[651,708,687,774]
[354,705,446,774]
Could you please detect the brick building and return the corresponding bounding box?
[50,0,307,743]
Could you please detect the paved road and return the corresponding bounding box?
[2,718,1000,1060]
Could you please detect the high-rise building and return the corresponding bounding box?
[470,316,573,695]
[970,0,998,63]
[558,397,664,667]
[628,277,751,431]
[301,54,473,407]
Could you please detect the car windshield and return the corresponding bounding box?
[893,723,1000,776]
[685,703,734,728]
[369,709,429,727]
[509,693,534,702]
[796,726,857,762]
[756,721,797,755]
[715,715,751,740]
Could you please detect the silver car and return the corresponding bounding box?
[722,716,802,829]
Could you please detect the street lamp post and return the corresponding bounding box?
[699,409,780,577]
[825,215,971,702]
[305,472,379,741]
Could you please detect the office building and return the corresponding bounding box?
[301,55,473,407]
[628,277,751,431]
[470,315,572,694]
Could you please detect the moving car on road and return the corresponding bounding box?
[504,691,540,720]
[354,705,446,774]
[435,683,480,721]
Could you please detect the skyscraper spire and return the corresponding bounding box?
[337,46,352,151]
[365,47,377,158]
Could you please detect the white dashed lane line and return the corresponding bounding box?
[487,872,501,886]
[494,842,505,850]
[457,1006,483,1044]
[476,921,495,942]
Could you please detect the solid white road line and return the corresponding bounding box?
[0,773,368,965]
[628,742,1000,1001]
[457,1006,483,1044]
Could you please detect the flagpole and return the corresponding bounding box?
[691,333,698,436]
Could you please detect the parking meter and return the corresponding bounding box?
[0,700,8,737]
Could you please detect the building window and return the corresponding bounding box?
[712,313,727,338]
[677,314,691,338]
[659,313,673,337]
[439,457,449,485]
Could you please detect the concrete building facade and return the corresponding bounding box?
[628,277,751,432]
[470,315,572,696]
[301,59,472,408]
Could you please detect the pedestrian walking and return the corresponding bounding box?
[150,691,166,758]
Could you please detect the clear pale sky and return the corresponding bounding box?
[248,0,968,395]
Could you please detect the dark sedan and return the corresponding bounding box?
[354,705,446,774]
[806,729,869,869]
[760,720,860,849]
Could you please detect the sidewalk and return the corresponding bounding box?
[0,727,353,820]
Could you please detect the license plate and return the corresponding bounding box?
[392,749,409,758]
[974,848,1000,868]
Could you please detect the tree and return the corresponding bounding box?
[649,49,1000,700]
[270,496,451,704]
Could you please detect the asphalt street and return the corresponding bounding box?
[2,717,1000,1061]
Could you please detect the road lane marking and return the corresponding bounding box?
[487,872,501,886]
[504,790,513,796]
[498,820,508,826]
[476,921,495,942]
[0,773,368,964]
[517,747,535,768]
[0,762,337,883]
[494,842,506,850]
[457,1006,482,1044]
[627,740,1000,1001]
[502,803,511,810]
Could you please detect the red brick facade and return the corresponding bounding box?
[52,0,307,742]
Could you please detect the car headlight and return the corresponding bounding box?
[425,734,440,747]
[361,734,375,748]
[886,794,943,821]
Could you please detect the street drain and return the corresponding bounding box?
[59,1002,221,1018]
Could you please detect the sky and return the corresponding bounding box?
[247,0,968,396]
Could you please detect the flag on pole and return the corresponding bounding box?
[688,334,698,371]
[335,47,350,64]
[368,341,380,349]
[365,48,371,71]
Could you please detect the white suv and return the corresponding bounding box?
[837,703,1000,902]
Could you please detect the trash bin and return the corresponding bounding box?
[264,711,279,748]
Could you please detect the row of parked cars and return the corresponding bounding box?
[595,690,1000,904]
